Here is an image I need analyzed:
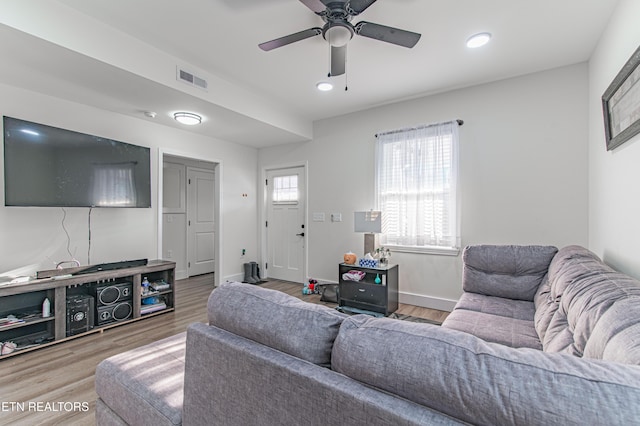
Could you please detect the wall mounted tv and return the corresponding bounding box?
[3,116,151,208]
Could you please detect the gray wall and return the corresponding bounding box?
[259,63,589,309]
[588,0,640,278]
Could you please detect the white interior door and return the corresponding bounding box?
[266,167,305,282]
[187,167,215,276]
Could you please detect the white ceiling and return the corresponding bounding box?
[0,0,619,147]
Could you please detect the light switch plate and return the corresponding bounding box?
[312,212,325,222]
[331,213,342,222]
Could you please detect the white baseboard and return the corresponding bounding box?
[223,273,244,283]
[399,291,457,312]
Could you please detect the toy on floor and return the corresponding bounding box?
[302,278,320,295]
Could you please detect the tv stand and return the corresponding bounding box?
[0,260,175,359]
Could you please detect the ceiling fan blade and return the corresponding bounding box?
[347,0,377,15]
[259,28,323,51]
[298,0,326,13]
[330,45,346,76]
[355,21,421,48]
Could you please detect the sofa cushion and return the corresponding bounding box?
[442,292,541,348]
[184,322,464,426]
[451,291,536,321]
[95,332,186,426]
[442,307,542,349]
[462,245,558,301]
[208,281,347,367]
[332,315,640,425]
[584,297,640,364]
[541,246,640,362]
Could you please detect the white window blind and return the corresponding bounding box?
[272,175,299,203]
[375,120,460,253]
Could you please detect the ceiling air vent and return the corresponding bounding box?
[177,66,208,91]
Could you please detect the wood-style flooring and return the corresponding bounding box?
[0,275,448,425]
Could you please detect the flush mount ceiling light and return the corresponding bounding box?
[466,32,492,48]
[316,81,334,91]
[173,112,202,125]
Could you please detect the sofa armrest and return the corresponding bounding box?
[462,245,557,301]
[333,315,640,426]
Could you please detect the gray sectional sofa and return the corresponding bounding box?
[96,245,640,425]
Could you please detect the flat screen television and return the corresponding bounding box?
[3,116,151,208]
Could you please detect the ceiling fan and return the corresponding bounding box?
[258,0,421,77]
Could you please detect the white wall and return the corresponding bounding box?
[588,0,640,278]
[0,84,258,282]
[259,64,589,310]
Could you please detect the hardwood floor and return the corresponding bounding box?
[0,275,448,425]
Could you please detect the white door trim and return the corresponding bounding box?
[158,147,222,287]
[261,162,308,282]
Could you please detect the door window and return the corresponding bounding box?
[272,175,298,204]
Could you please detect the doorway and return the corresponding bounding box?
[160,152,219,282]
[264,166,306,283]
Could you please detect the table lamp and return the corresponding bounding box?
[354,211,382,256]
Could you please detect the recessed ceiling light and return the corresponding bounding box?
[316,81,333,91]
[173,112,202,125]
[466,32,492,49]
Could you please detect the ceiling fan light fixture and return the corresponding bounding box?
[325,24,353,47]
[316,81,333,91]
[174,112,202,125]
[466,32,492,49]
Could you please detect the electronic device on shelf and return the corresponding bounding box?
[66,294,95,336]
[94,281,133,325]
[73,259,148,276]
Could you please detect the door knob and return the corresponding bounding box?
[296,232,305,237]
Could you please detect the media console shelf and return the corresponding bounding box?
[0,260,175,359]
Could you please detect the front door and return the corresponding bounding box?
[266,167,306,282]
[187,167,215,276]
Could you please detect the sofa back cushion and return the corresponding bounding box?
[462,245,558,301]
[538,245,640,364]
[208,282,346,367]
[332,315,640,425]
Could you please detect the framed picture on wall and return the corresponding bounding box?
[602,45,640,151]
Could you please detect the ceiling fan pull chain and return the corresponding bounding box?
[328,36,332,77]
[345,45,349,91]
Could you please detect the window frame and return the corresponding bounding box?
[375,120,460,256]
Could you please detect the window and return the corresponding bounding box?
[272,175,299,203]
[375,120,460,254]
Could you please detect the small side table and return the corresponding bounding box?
[338,263,398,316]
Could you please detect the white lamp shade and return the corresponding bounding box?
[354,211,382,233]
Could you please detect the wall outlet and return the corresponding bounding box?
[331,213,342,222]
[242,249,246,256]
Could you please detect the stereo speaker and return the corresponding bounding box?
[95,281,132,307]
[97,301,133,325]
[66,295,95,336]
